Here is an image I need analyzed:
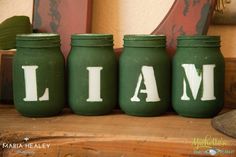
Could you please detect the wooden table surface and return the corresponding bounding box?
[0,105,235,157]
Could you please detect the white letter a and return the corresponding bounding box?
[131,66,161,102]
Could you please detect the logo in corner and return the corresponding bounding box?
[192,135,235,156]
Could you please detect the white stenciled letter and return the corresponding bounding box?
[22,65,49,101]
[86,67,103,102]
[201,65,216,100]
[181,64,216,101]
[181,64,202,100]
[131,66,161,102]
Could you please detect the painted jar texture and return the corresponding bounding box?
[119,35,170,116]
[68,34,117,115]
[172,36,225,118]
[13,33,65,117]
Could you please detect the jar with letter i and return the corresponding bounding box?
[68,34,117,115]
[119,35,170,116]
[13,33,65,117]
[172,35,225,118]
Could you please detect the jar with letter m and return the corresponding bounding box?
[68,34,117,115]
[13,33,65,117]
[172,35,225,118]
[119,35,170,116]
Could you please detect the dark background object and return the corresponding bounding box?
[0,16,32,50]
[224,58,236,108]
[0,50,15,104]
[213,0,236,25]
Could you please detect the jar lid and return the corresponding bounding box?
[123,34,166,47]
[71,34,114,46]
[16,33,60,48]
[177,35,220,47]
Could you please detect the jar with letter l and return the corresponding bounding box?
[172,35,225,118]
[13,33,65,117]
[68,34,117,115]
[119,35,170,116]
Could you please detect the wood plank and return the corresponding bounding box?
[0,105,235,157]
[225,58,236,108]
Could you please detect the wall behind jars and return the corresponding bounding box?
[91,0,175,48]
[0,0,33,23]
[208,26,236,58]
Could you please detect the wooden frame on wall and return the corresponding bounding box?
[115,0,216,57]
[33,0,93,59]
[151,0,216,56]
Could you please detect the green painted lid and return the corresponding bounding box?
[71,34,114,46]
[16,33,60,48]
[123,34,166,47]
[177,35,221,47]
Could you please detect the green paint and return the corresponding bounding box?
[183,0,190,16]
[0,16,32,50]
[33,0,42,29]
[172,35,225,118]
[49,0,61,32]
[119,35,170,117]
[196,1,210,34]
[68,34,117,115]
[13,33,65,117]
[169,25,185,47]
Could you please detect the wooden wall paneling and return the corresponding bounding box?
[224,58,236,108]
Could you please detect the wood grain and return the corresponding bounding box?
[224,58,236,108]
[0,105,235,157]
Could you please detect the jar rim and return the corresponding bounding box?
[16,33,60,42]
[177,35,221,47]
[178,35,220,40]
[16,33,60,48]
[124,34,166,41]
[72,34,113,40]
[17,33,59,37]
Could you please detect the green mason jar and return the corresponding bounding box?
[119,35,170,116]
[13,33,65,117]
[68,34,117,115]
[172,35,225,118]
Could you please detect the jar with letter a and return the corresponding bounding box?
[172,35,225,118]
[68,34,117,115]
[13,33,65,117]
[119,35,170,116]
